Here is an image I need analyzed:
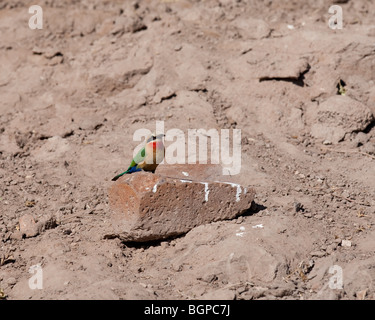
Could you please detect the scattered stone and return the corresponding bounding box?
[341,239,352,247]
[174,44,182,51]
[271,286,294,298]
[198,273,218,283]
[353,132,369,147]
[6,277,16,287]
[111,14,147,35]
[258,57,310,82]
[0,253,15,266]
[152,86,175,103]
[356,289,367,300]
[361,143,375,155]
[171,263,183,272]
[229,18,271,40]
[10,231,24,240]
[236,286,248,295]
[19,214,39,238]
[201,288,236,300]
[333,238,342,244]
[44,49,63,60]
[326,243,337,254]
[310,95,374,144]
[236,216,244,224]
[242,286,267,299]
[18,214,58,239]
[63,229,72,235]
[310,250,326,258]
[108,170,255,242]
[341,190,350,199]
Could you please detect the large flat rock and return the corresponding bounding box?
[108,170,255,242]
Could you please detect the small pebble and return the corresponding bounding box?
[310,251,325,257]
[341,239,352,247]
[356,289,367,300]
[6,277,17,287]
[174,44,182,51]
[236,216,244,224]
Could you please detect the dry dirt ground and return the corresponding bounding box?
[1,0,375,300]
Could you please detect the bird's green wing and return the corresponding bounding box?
[127,147,146,170]
[111,147,147,181]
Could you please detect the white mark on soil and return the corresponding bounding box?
[252,224,264,229]
[152,183,158,193]
[182,171,189,176]
[180,179,192,183]
[235,226,246,237]
[200,182,209,202]
[230,183,242,202]
[217,182,242,202]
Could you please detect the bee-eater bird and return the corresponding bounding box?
[112,132,165,181]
